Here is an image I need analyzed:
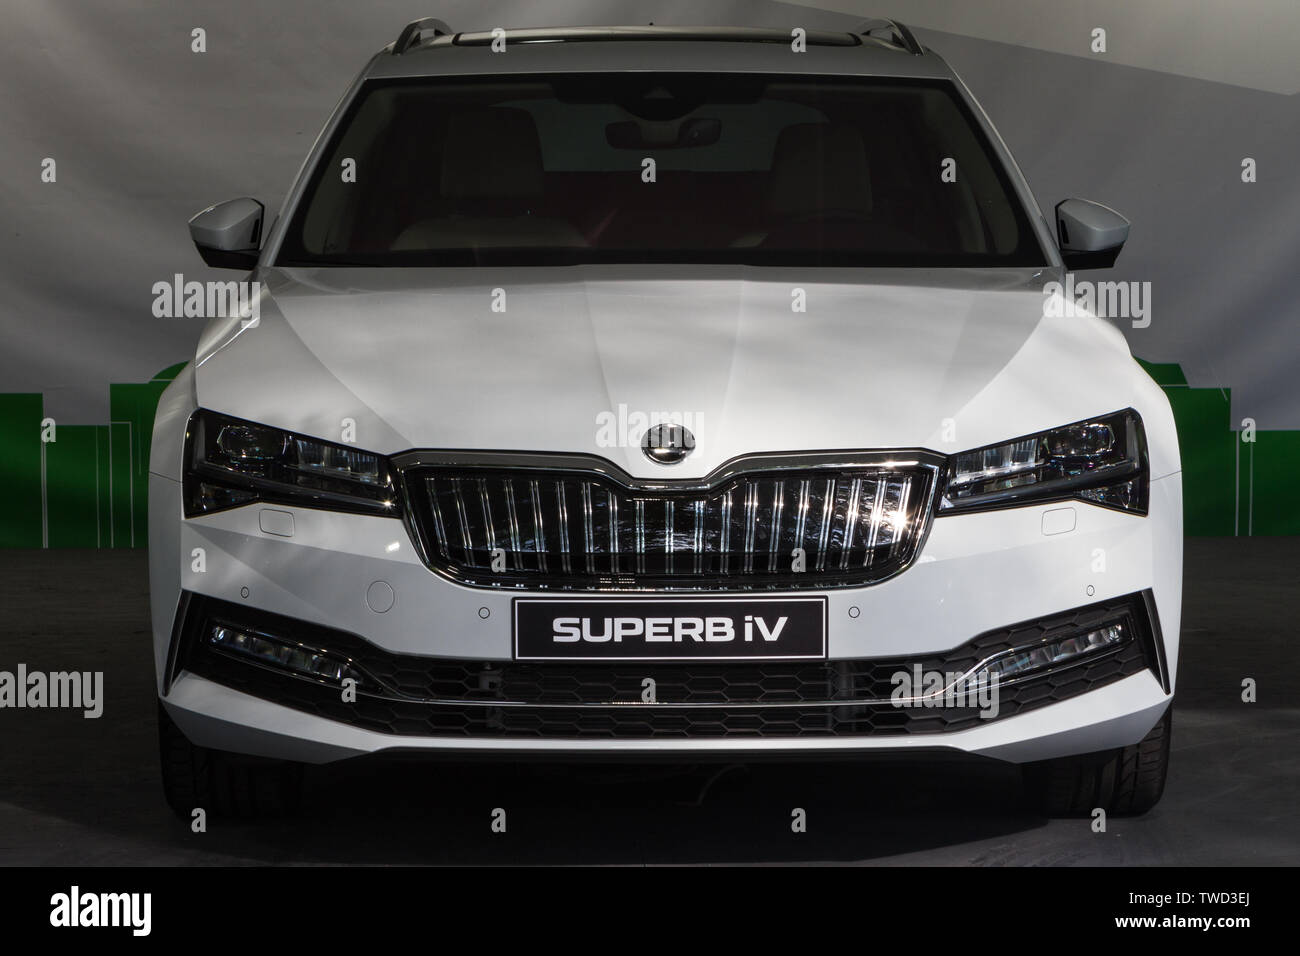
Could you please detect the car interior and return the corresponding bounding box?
[293,77,1025,261]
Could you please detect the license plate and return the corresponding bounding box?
[512,597,827,661]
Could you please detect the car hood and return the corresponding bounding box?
[193,265,1145,478]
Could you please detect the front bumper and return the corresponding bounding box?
[149,471,1182,765]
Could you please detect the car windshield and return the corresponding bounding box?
[277,73,1046,267]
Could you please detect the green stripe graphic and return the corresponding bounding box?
[1135,358,1297,535]
[0,365,181,549]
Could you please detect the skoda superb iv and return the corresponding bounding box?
[150,19,1180,818]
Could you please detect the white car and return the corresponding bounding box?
[150,19,1180,818]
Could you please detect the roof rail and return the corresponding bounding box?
[450,25,862,48]
[855,18,923,55]
[392,17,454,54]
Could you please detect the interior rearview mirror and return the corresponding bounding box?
[188,198,264,270]
[606,117,722,149]
[1055,198,1129,270]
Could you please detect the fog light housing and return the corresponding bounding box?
[210,624,365,686]
[972,622,1127,685]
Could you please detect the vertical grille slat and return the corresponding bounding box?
[529,479,547,573]
[890,477,913,561]
[664,500,675,575]
[504,479,522,568]
[768,479,785,573]
[425,476,451,560]
[864,477,884,567]
[743,483,759,574]
[719,488,733,575]
[476,478,496,555]
[793,478,811,555]
[580,481,596,574]
[840,478,862,570]
[815,478,834,572]
[634,498,646,575]
[408,463,933,589]
[555,481,572,575]
[608,487,619,575]
[450,478,475,566]
[693,499,705,575]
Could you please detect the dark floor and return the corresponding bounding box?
[0,539,1295,865]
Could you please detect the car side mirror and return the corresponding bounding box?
[189,198,264,269]
[1055,199,1129,270]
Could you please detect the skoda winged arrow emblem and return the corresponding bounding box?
[641,423,695,465]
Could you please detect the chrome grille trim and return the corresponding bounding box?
[665,499,675,574]
[394,450,942,591]
[503,479,522,556]
[451,479,473,562]
[815,478,834,571]
[767,479,785,572]
[476,478,495,554]
[864,477,884,565]
[579,480,595,574]
[528,479,547,574]
[634,498,646,575]
[719,490,732,576]
[555,482,571,574]
[743,482,759,574]
[841,477,862,570]
[891,477,912,561]
[607,487,619,575]
[692,499,704,575]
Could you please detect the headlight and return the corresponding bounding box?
[940,409,1147,515]
[184,410,399,517]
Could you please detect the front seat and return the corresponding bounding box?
[732,123,873,247]
[768,122,874,222]
[391,107,585,251]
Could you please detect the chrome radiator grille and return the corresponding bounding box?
[400,459,937,589]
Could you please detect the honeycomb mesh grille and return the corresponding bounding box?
[179,593,1157,739]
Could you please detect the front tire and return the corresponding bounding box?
[158,701,303,819]
[1024,706,1172,817]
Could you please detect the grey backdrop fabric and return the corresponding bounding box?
[2,0,1297,428]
